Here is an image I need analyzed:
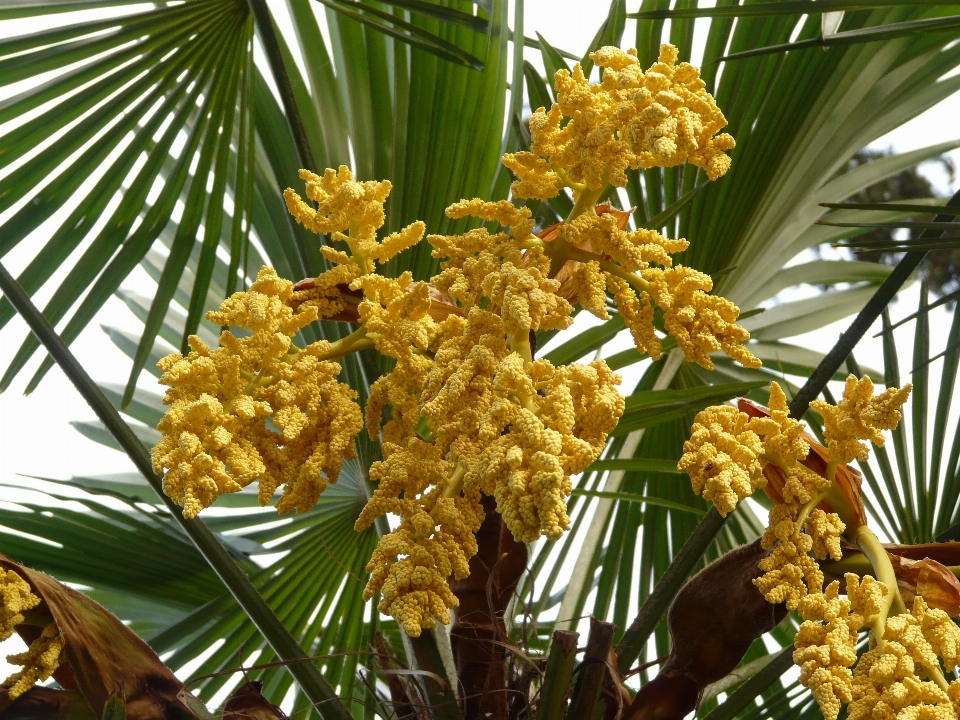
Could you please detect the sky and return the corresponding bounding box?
[0,0,959,710]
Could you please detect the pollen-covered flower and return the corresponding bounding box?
[606,275,661,359]
[0,570,40,642]
[357,441,485,637]
[419,309,510,463]
[511,44,735,197]
[810,375,912,465]
[3,622,64,700]
[793,580,861,720]
[846,573,888,628]
[570,260,609,319]
[752,382,811,465]
[548,208,758,370]
[152,267,363,517]
[429,200,573,336]
[848,644,954,720]
[643,265,760,370]
[284,166,426,313]
[557,211,688,274]
[474,355,624,542]
[916,597,960,671]
[754,527,823,610]
[678,405,766,516]
[806,509,845,562]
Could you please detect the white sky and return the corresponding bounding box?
[0,0,959,710]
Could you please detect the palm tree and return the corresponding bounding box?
[2,0,960,717]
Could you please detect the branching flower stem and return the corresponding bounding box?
[317,324,375,361]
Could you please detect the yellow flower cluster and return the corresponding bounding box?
[793,579,862,720]
[473,354,624,542]
[490,43,757,372]
[850,646,955,720]
[677,405,765,517]
[810,375,912,465]
[359,295,623,631]
[680,383,826,516]
[847,595,960,720]
[152,266,362,517]
[504,44,735,197]
[740,376,960,720]
[0,570,39,641]
[790,573,960,720]
[678,382,850,616]
[162,39,746,633]
[348,191,625,633]
[356,442,485,637]
[645,266,759,370]
[920,599,960,672]
[284,166,426,319]
[555,212,759,370]
[430,200,572,336]
[751,383,830,505]
[755,505,825,610]
[3,622,64,700]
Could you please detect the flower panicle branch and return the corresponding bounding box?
[679,377,960,719]
[151,43,755,637]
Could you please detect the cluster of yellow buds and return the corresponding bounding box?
[677,376,960,720]
[0,569,39,641]
[504,44,734,195]
[810,375,912,465]
[151,42,760,636]
[507,45,758,371]
[357,196,624,634]
[3,622,64,700]
[792,578,862,719]
[846,593,960,719]
[356,442,485,636]
[283,166,427,319]
[151,267,363,517]
[0,570,65,701]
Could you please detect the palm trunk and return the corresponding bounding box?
[450,495,528,720]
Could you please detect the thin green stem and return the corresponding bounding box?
[343,220,374,275]
[796,489,828,530]
[0,261,352,720]
[244,0,314,172]
[855,525,907,645]
[567,185,605,222]
[319,324,375,361]
[856,526,948,690]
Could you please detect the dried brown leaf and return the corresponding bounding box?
[222,681,288,719]
[624,540,788,720]
[0,553,194,719]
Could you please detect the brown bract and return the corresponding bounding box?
[222,681,289,719]
[890,555,960,617]
[624,540,787,720]
[1,686,96,719]
[0,554,194,719]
